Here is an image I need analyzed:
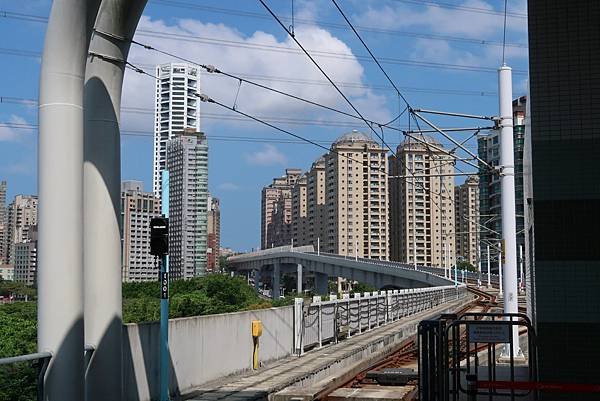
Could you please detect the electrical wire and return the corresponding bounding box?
[330,0,410,107]
[0,11,529,76]
[146,1,528,48]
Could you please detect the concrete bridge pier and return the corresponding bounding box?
[272,262,280,300]
[254,269,261,291]
[314,272,329,295]
[297,263,303,294]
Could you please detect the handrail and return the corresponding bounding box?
[0,351,52,366]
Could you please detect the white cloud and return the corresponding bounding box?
[244,144,288,166]
[357,0,527,37]
[355,0,528,70]
[121,15,391,134]
[0,115,30,142]
[217,182,240,191]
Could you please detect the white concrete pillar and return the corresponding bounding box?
[38,1,98,399]
[296,263,303,294]
[83,2,147,400]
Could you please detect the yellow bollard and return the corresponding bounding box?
[252,320,263,369]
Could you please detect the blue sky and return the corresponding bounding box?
[0,0,528,251]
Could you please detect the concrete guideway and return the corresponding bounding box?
[182,294,472,401]
[229,247,455,294]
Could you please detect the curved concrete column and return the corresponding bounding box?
[83,1,147,400]
[38,1,100,400]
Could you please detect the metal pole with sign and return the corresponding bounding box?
[160,171,170,401]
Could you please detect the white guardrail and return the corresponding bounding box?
[293,284,469,355]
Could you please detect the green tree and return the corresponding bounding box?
[457,260,477,272]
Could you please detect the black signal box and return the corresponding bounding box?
[150,216,169,256]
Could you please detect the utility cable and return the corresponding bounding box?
[330,0,410,107]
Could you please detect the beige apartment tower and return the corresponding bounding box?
[323,131,389,259]
[305,156,327,249]
[291,174,308,247]
[261,168,302,249]
[454,175,480,267]
[389,137,455,267]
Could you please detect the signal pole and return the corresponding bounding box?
[498,65,522,357]
[160,171,170,400]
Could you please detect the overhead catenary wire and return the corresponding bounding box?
[0,11,529,76]
[330,0,410,107]
[145,1,528,48]
[0,47,500,98]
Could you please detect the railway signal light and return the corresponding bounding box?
[150,216,169,256]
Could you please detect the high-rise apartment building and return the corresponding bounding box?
[207,195,221,272]
[478,96,526,257]
[167,129,209,279]
[0,181,7,265]
[454,175,479,267]
[525,0,600,390]
[153,63,200,197]
[389,137,455,267]
[280,131,389,259]
[121,181,161,282]
[5,195,38,266]
[305,156,327,249]
[291,175,308,247]
[323,131,389,259]
[261,168,302,249]
[14,225,37,285]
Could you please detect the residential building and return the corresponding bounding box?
[525,0,600,389]
[153,63,200,197]
[478,96,526,262]
[121,181,161,282]
[389,136,455,267]
[5,195,38,266]
[323,131,389,259]
[260,168,302,249]
[291,175,308,247]
[305,156,327,250]
[0,264,13,281]
[207,195,220,272]
[167,129,209,279]
[0,180,6,265]
[13,225,37,286]
[454,175,480,267]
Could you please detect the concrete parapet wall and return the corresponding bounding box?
[122,305,294,401]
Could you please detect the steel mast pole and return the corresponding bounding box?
[498,65,521,356]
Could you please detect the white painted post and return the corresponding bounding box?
[519,245,524,292]
[294,298,304,355]
[477,245,482,287]
[317,237,320,255]
[487,244,491,287]
[499,250,504,296]
[318,303,323,348]
[499,64,522,357]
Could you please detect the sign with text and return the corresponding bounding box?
[160,272,169,299]
[468,323,510,343]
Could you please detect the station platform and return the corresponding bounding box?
[182,296,471,401]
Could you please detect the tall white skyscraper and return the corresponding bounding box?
[153,63,201,197]
[167,130,209,279]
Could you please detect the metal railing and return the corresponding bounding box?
[418,312,538,401]
[0,344,95,401]
[294,284,469,355]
